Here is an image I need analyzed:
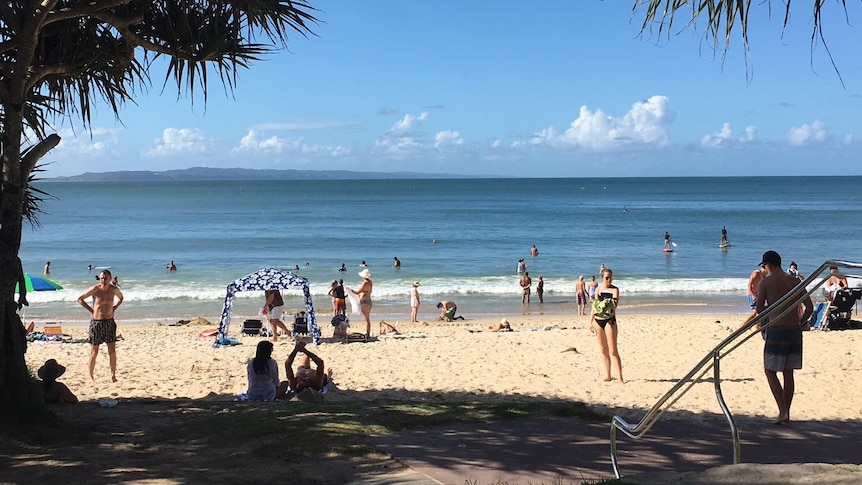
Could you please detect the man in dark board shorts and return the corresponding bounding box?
[78,269,124,382]
[755,250,813,425]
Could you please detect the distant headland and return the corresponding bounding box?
[45,167,471,182]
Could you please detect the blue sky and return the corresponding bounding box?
[43,1,862,177]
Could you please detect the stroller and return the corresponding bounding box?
[824,288,862,330]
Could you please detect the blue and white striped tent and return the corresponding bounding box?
[214,268,320,347]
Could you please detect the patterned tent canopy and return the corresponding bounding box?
[215,268,320,347]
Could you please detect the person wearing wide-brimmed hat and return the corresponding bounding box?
[410,281,421,323]
[350,269,373,338]
[38,359,78,403]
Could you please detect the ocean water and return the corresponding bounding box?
[18,176,862,325]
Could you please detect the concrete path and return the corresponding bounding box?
[366,415,862,484]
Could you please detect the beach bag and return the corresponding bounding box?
[331,315,348,327]
[331,315,349,338]
[591,297,616,319]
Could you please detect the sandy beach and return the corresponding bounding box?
[23,311,862,424]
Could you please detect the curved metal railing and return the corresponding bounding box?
[610,260,862,478]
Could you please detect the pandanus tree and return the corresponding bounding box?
[0,0,318,416]
[633,1,855,82]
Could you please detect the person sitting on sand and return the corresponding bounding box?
[246,341,288,401]
[38,359,78,403]
[285,341,331,393]
[488,318,513,332]
[379,320,400,335]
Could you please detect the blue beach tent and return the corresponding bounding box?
[214,268,320,347]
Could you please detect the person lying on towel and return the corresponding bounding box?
[285,342,331,393]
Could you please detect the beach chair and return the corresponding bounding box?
[240,319,264,336]
[808,302,829,330]
[43,322,63,335]
[824,288,861,331]
[293,311,309,336]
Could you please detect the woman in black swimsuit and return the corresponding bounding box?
[590,268,623,383]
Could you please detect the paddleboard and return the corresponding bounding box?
[662,248,674,253]
[719,242,731,249]
[95,266,112,269]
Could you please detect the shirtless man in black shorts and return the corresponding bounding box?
[78,269,124,382]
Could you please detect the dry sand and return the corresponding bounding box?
[24,312,862,424]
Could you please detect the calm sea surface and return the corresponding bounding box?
[18,177,862,325]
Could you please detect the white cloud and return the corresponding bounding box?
[700,123,757,148]
[516,95,675,150]
[843,132,855,145]
[490,139,502,148]
[786,120,831,146]
[374,112,430,156]
[392,112,428,132]
[434,130,464,149]
[230,130,350,158]
[232,130,295,155]
[145,128,215,157]
[25,127,120,159]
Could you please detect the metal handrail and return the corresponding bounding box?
[610,260,862,478]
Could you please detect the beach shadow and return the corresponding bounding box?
[3,390,860,484]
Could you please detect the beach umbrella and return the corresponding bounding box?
[15,273,63,293]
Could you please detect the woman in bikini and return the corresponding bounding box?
[352,269,373,338]
[590,267,623,383]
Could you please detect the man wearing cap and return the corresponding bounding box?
[410,281,421,323]
[755,250,813,425]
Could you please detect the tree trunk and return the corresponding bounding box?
[0,108,31,415]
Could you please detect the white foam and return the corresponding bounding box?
[26,275,850,305]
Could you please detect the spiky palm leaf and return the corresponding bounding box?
[1,0,321,416]
[2,1,318,136]
[22,160,56,228]
[632,0,849,83]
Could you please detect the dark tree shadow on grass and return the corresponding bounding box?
[1,390,859,485]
